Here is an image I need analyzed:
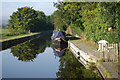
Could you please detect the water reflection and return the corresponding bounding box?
[53,48,65,57]
[56,50,100,79]
[10,34,51,62]
[1,32,100,79]
[52,43,68,58]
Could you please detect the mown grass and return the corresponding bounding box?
[0,32,40,42]
[0,28,40,42]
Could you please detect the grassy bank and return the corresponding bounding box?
[0,32,40,42]
[0,29,53,43]
[0,28,41,42]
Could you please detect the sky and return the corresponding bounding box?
[0,0,59,20]
[0,0,118,21]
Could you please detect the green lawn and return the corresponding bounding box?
[0,28,40,42]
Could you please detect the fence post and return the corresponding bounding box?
[118,43,120,58]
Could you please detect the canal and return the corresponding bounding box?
[0,33,100,79]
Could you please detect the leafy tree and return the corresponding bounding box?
[32,11,46,32]
[53,2,120,43]
[32,10,54,32]
[81,2,120,43]
[54,2,84,34]
[8,7,38,34]
[46,15,54,30]
[53,10,67,31]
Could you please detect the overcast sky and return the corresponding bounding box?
[1,0,59,20]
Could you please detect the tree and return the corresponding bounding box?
[8,7,38,34]
[53,10,67,31]
[53,2,120,43]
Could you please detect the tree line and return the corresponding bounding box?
[53,2,120,43]
[8,2,120,43]
[8,7,54,34]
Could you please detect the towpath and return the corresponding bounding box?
[69,39,119,79]
[70,40,100,61]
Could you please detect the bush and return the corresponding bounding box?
[71,24,82,36]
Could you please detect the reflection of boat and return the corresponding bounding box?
[52,43,68,57]
[53,48,65,57]
[51,30,67,45]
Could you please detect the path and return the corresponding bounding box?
[70,40,100,61]
[69,39,119,79]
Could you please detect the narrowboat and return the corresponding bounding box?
[51,30,67,45]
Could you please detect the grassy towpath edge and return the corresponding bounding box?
[0,32,40,43]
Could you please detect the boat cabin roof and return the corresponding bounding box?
[52,30,65,39]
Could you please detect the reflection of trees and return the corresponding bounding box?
[11,42,39,62]
[56,49,100,79]
[11,34,51,62]
[30,36,51,53]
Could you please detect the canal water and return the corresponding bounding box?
[0,33,100,79]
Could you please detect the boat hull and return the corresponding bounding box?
[52,38,68,47]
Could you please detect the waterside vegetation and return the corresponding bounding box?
[53,2,120,43]
[1,7,54,42]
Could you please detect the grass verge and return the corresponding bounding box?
[0,32,40,42]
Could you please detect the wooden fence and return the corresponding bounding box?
[99,43,119,62]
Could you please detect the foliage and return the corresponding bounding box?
[46,14,54,30]
[70,24,82,36]
[8,7,54,34]
[8,7,38,34]
[81,2,120,43]
[53,10,67,32]
[53,2,120,43]
[34,11,54,32]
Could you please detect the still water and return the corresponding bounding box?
[0,33,99,79]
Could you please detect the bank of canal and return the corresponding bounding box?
[0,31,52,51]
[68,39,120,79]
[0,32,100,79]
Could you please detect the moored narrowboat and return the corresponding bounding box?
[51,30,67,45]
